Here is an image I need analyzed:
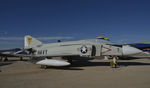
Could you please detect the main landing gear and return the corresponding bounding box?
[20,57,23,61]
[41,65,48,69]
[0,57,8,62]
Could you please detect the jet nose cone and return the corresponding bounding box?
[122,45,143,56]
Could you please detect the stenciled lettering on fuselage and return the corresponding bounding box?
[37,50,48,55]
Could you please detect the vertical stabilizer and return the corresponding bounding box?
[24,35,42,49]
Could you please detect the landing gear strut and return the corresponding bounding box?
[67,59,73,64]
[3,57,8,62]
[20,57,23,61]
[0,57,2,61]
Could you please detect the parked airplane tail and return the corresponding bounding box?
[24,35,42,49]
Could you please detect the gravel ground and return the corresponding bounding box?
[0,58,150,88]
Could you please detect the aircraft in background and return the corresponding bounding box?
[23,35,142,68]
[0,48,27,61]
[128,42,150,52]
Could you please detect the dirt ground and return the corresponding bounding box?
[0,57,150,88]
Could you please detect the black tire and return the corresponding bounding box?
[41,65,47,69]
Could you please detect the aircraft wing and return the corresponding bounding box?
[0,48,32,57]
[0,53,33,57]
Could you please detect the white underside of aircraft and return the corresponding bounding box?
[23,35,142,68]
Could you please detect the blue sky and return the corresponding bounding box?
[0,0,150,49]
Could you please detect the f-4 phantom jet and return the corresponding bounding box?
[24,35,142,68]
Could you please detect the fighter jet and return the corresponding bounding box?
[24,35,142,68]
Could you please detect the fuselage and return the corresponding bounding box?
[24,35,142,58]
[32,39,123,57]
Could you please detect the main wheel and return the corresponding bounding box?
[41,65,47,69]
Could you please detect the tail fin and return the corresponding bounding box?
[24,35,42,49]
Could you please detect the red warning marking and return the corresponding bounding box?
[101,46,112,54]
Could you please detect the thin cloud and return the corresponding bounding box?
[0,36,74,49]
[0,36,74,40]
[37,37,74,40]
[0,37,23,40]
